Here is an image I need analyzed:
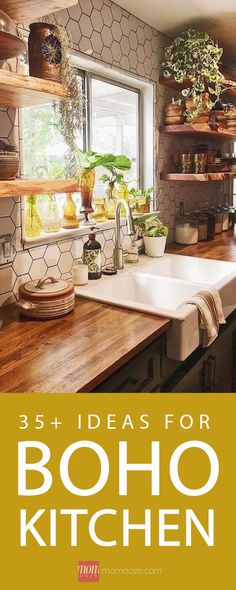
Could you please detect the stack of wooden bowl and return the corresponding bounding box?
[17,277,75,320]
[164,103,184,125]
[0,140,19,180]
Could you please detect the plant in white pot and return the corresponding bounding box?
[142,215,168,257]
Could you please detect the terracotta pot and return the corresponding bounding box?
[28,22,61,82]
[164,115,185,125]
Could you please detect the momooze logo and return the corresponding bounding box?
[78,561,99,582]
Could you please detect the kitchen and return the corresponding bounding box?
[0,0,236,393]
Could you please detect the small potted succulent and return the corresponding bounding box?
[143,215,168,257]
[162,29,230,122]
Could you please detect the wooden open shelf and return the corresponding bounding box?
[0,70,68,108]
[159,75,236,97]
[160,123,236,139]
[160,172,236,182]
[1,1,77,22]
[0,178,80,198]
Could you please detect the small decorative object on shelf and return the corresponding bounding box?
[135,215,168,258]
[28,22,62,82]
[164,103,184,125]
[0,9,26,60]
[78,151,131,223]
[63,193,79,229]
[83,229,102,280]
[24,195,42,238]
[42,193,61,233]
[92,197,108,223]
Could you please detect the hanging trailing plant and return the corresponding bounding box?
[53,24,84,174]
[162,29,234,120]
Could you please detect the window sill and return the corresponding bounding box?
[22,212,154,248]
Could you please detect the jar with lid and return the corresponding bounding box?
[218,205,229,231]
[201,207,215,239]
[210,207,223,234]
[193,211,208,241]
[225,204,236,229]
[175,215,198,245]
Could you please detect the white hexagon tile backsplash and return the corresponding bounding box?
[0,0,230,306]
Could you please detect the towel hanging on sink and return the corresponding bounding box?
[187,288,226,347]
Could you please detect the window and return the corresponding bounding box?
[21,61,153,241]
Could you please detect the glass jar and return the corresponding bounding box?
[24,195,42,238]
[42,194,61,233]
[225,204,236,229]
[63,193,79,229]
[92,197,108,223]
[202,207,216,239]
[117,183,129,217]
[174,215,198,244]
[105,184,117,219]
[193,211,208,241]
[210,208,223,234]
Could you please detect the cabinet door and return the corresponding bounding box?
[93,340,161,393]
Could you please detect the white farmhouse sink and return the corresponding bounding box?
[75,254,236,361]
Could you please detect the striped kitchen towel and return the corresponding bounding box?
[187,288,226,347]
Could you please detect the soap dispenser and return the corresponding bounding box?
[83,228,102,280]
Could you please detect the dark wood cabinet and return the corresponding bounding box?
[94,311,236,393]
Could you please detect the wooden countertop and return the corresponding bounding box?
[166,228,236,261]
[0,299,170,393]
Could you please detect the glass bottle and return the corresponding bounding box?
[24,195,42,238]
[42,194,61,233]
[83,230,102,280]
[92,197,108,223]
[63,193,79,229]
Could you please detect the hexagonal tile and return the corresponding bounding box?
[111,21,122,42]
[91,31,103,53]
[58,252,73,274]
[44,244,60,267]
[29,245,46,260]
[121,36,130,56]
[101,25,113,48]
[46,265,61,278]
[0,291,16,306]
[13,251,31,276]
[67,18,81,43]
[71,239,83,260]
[111,41,122,62]
[79,36,93,54]
[144,58,152,76]
[0,267,16,295]
[54,8,69,27]
[137,44,145,63]
[121,16,130,37]
[129,14,139,32]
[93,0,103,9]
[91,8,103,33]
[0,110,12,137]
[144,24,153,41]
[111,3,122,22]
[0,197,14,217]
[79,0,93,16]
[120,55,130,70]
[129,30,138,51]
[137,25,145,45]
[80,14,93,39]
[97,233,105,249]
[68,3,82,20]
[104,240,114,260]
[101,46,113,64]
[144,39,152,58]
[10,202,21,227]
[102,5,112,26]
[59,239,73,253]
[30,259,47,280]
[12,227,22,252]
[128,49,138,69]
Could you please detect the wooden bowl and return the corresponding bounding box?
[164,115,184,125]
[0,157,19,180]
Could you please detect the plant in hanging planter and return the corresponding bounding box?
[162,29,233,122]
[77,151,131,223]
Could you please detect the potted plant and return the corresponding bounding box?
[138,215,168,257]
[100,170,126,219]
[162,29,230,122]
[129,186,153,213]
[77,151,131,223]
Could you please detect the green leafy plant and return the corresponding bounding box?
[162,29,233,120]
[129,186,153,210]
[78,151,131,172]
[135,214,168,237]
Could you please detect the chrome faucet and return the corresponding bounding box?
[113,198,135,269]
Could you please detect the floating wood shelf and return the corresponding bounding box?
[1,1,77,22]
[0,70,68,108]
[160,124,236,139]
[0,178,80,198]
[159,76,236,97]
[160,173,236,182]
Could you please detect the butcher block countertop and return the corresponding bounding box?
[166,228,236,261]
[0,298,170,393]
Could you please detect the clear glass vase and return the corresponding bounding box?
[42,194,61,233]
[105,184,117,219]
